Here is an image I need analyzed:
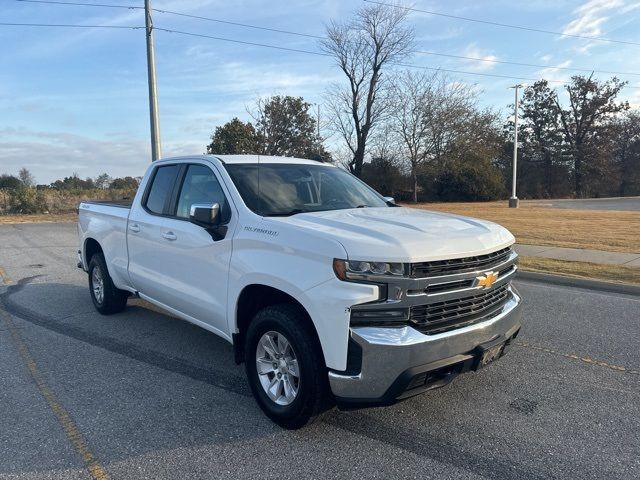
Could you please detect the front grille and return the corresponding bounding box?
[411,247,512,277]
[410,284,510,334]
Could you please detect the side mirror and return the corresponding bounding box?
[189,203,220,227]
[383,196,396,204]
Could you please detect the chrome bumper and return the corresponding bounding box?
[329,287,522,403]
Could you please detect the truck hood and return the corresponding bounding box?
[267,207,515,263]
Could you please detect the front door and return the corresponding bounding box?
[128,162,235,337]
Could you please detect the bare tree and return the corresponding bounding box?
[389,71,480,201]
[321,2,413,177]
[390,70,437,202]
[424,78,478,169]
[18,167,35,187]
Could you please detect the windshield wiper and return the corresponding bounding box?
[356,205,370,208]
[264,209,308,217]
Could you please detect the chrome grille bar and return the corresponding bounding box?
[411,247,512,277]
[410,284,510,334]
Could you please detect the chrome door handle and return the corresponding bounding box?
[162,231,177,241]
[128,223,140,233]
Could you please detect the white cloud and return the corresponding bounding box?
[461,44,498,72]
[537,60,573,84]
[559,1,640,54]
[562,0,625,37]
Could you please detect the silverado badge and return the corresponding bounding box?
[476,271,499,289]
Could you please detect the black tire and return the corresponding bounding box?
[244,304,332,429]
[88,252,128,315]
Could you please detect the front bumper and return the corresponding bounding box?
[329,286,522,405]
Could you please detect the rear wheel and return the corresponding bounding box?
[88,253,128,315]
[244,304,332,429]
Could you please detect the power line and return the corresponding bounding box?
[153,9,324,39]
[15,0,325,38]
[14,0,640,76]
[364,0,640,47]
[5,8,640,88]
[15,0,140,9]
[415,50,640,77]
[155,29,640,88]
[0,21,141,29]
[3,21,640,88]
[155,27,329,57]
[394,62,565,85]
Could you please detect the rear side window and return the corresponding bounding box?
[145,165,180,214]
[176,165,227,218]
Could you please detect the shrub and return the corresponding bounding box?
[7,187,47,214]
[419,153,507,202]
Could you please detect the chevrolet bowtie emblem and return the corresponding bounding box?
[476,271,498,289]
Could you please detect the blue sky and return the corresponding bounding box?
[1,0,640,183]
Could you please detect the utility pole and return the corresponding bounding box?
[145,0,161,161]
[509,84,523,208]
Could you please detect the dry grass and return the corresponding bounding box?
[410,201,640,253]
[0,213,77,224]
[519,256,640,286]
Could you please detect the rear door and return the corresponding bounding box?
[128,161,236,337]
[127,163,182,303]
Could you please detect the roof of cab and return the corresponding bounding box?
[214,154,328,166]
[155,154,330,166]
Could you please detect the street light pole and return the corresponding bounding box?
[509,84,523,208]
[145,0,162,161]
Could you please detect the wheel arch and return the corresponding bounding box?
[232,284,323,366]
[84,237,103,267]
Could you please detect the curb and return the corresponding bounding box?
[517,271,640,296]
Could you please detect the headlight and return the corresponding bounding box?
[333,259,408,281]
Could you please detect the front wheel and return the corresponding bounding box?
[244,304,332,429]
[88,253,128,315]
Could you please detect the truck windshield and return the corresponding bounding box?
[224,163,389,216]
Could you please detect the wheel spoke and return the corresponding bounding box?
[277,335,290,356]
[283,375,295,401]
[267,376,280,401]
[287,359,299,378]
[256,357,274,375]
[262,334,279,358]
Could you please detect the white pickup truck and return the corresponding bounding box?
[78,155,522,428]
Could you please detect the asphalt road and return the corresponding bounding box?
[1,222,639,480]
[525,196,640,211]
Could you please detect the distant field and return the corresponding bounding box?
[411,201,640,254]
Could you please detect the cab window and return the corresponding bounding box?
[176,165,228,219]
[145,164,180,215]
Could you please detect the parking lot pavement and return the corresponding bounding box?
[1,222,639,480]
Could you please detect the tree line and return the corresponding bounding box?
[0,171,140,191]
[206,2,640,201]
[0,170,140,214]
